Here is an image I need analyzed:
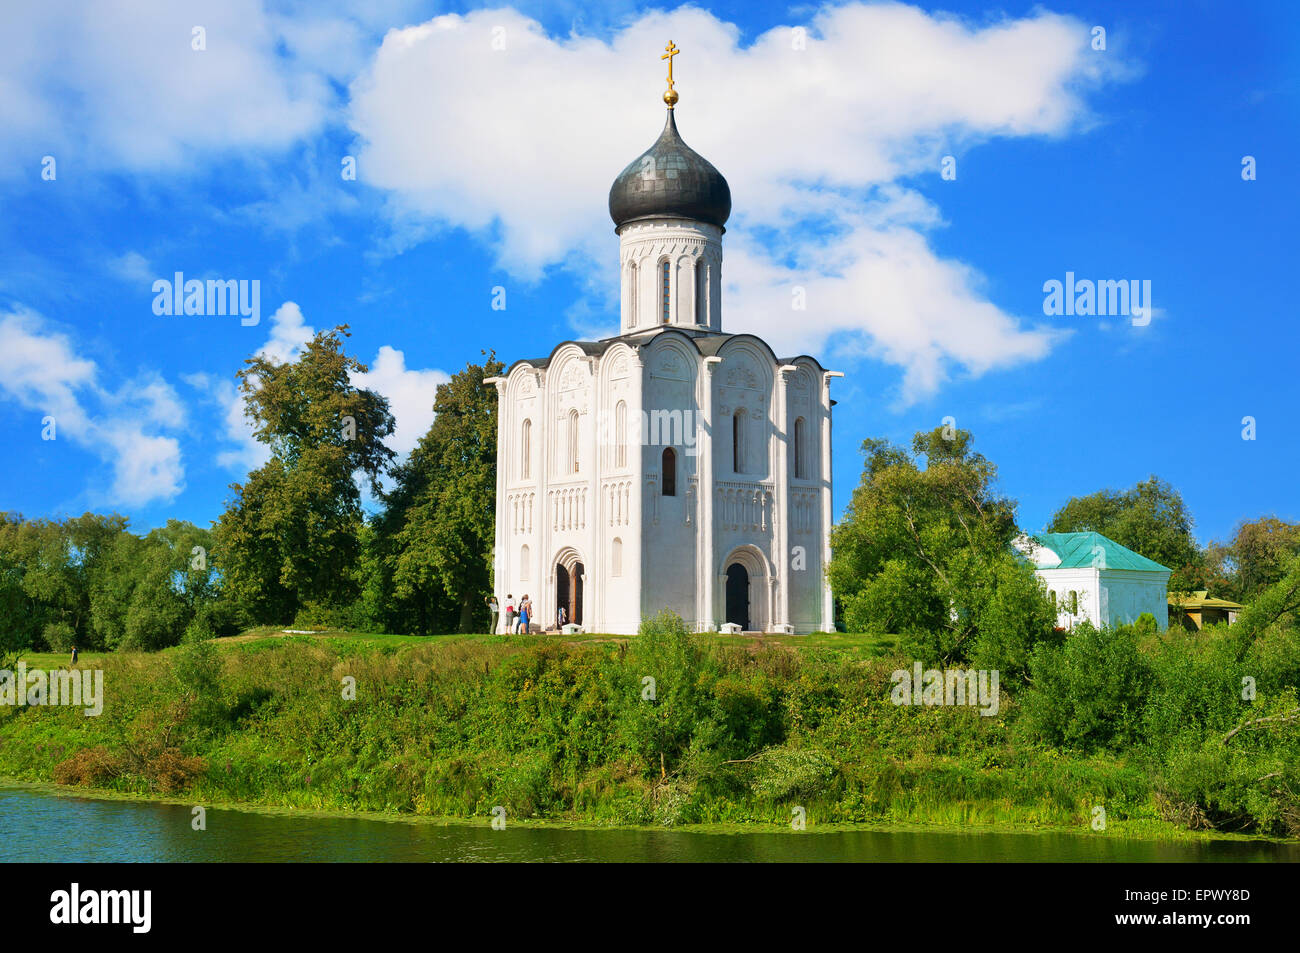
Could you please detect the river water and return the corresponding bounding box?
[2,784,1295,862]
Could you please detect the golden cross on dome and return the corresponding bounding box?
[661,41,680,108]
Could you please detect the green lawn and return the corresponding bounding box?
[16,627,897,669]
[221,626,899,662]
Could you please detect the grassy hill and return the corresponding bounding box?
[1,618,1294,839]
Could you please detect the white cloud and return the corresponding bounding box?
[107,251,154,284]
[348,3,1130,400]
[0,308,185,506]
[351,345,450,457]
[258,300,317,364]
[725,221,1066,403]
[0,0,341,175]
[0,2,1136,411]
[183,371,269,474]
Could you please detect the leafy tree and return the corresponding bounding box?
[88,530,148,649]
[1047,476,1202,590]
[0,513,47,663]
[1206,517,1300,604]
[215,327,395,624]
[0,512,129,651]
[829,427,1054,677]
[376,353,502,633]
[1236,553,1300,636]
[119,522,218,651]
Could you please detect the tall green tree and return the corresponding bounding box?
[829,427,1055,677]
[215,326,395,624]
[0,512,130,651]
[117,521,219,650]
[376,353,502,634]
[1206,517,1300,604]
[0,513,44,664]
[1047,476,1202,590]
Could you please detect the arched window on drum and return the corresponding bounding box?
[661,260,671,324]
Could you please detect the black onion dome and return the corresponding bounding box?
[608,110,731,230]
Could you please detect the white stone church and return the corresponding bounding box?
[488,56,837,634]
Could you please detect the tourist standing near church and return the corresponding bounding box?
[486,594,499,635]
[518,595,531,634]
[504,595,515,635]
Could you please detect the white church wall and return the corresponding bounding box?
[1098,569,1171,630]
[596,343,642,634]
[495,341,833,634]
[709,339,781,631]
[1034,566,1170,631]
[1036,567,1100,629]
[639,337,701,624]
[713,340,772,482]
[784,360,826,632]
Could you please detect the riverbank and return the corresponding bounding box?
[10,781,1296,863]
[1,778,1250,843]
[1,618,1296,842]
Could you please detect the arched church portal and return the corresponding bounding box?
[722,546,769,632]
[725,564,749,630]
[553,549,585,627]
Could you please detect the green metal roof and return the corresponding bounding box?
[1029,532,1171,573]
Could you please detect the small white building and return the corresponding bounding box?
[487,64,836,635]
[1016,532,1170,630]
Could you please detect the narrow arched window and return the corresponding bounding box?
[611,537,623,577]
[662,447,676,496]
[695,258,706,325]
[661,260,671,324]
[520,418,531,480]
[1069,591,1078,615]
[627,261,638,327]
[615,401,627,468]
[1048,589,1057,612]
[520,545,530,581]
[793,416,806,480]
[567,409,579,474]
[732,411,745,474]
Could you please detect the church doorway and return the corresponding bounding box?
[725,563,750,631]
[555,561,584,627]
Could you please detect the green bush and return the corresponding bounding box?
[1018,622,1151,752]
[41,621,77,652]
[1134,612,1158,639]
[1142,625,1252,754]
[748,747,839,802]
[621,611,709,775]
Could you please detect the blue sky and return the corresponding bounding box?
[1,0,1296,546]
